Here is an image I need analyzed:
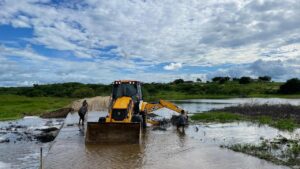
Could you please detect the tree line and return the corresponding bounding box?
[0,77,299,98]
[179,76,272,84]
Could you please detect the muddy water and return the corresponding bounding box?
[43,112,299,169]
[0,117,63,169]
[2,98,300,169]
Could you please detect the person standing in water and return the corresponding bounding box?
[177,110,187,132]
[78,100,88,125]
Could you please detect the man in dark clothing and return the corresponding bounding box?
[177,110,187,131]
[78,100,88,125]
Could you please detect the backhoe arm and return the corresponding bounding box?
[142,100,184,114]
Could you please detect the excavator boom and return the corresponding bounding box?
[143,99,184,114]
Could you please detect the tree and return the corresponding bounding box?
[219,77,230,84]
[232,78,240,81]
[212,76,230,84]
[279,78,300,94]
[258,76,271,82]
[196,78,202,83]
[173,79,184,84]
[212,77,223,82]
[72,88,95,98]
[26,89,45,97]
[239,76,252,84]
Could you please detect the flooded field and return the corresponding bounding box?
[0,117,63,169]
[173,98,300,113]
[43,111,299,169]
[1,98,300,169]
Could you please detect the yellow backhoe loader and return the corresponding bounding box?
[85,80,186,144]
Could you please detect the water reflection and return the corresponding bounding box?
[176,129,186,147]
[85,144,144,169]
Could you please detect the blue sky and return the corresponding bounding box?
[0,0,300,86]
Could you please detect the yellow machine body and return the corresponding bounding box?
[85,80,184,144]
[85,122,141,144]
[105,96,134,123]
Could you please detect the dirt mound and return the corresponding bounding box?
[41,96,110,118]
[71,96,110,112]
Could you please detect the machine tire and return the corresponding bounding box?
[141,111,147,129]
[98,117,106,123]
[131,115,143,124]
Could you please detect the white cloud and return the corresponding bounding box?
[1,0,299,64]
[0,0,300,85]
[163,62,182,70]
[207,58,300,81]
[0,44,48,61]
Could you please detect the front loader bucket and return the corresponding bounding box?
[85,122,141,144]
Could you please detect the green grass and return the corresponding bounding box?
[191,112,299,131]
[0,95,74,121]
[273,119,297,131]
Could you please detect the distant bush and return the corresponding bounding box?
[173,79,184,84]
[258,76,271,82]
[212,77,222,82]
[212,76,230,84]
[26,89,45,97]
[72,88,95,98]
[184,81,194,84]
[279,78,300,94]
[232,78,240,81]
[239,77,252,84]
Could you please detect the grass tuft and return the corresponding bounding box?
[191,112,244,123]
[222,137,300,167]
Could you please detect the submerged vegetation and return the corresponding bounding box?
[221,136,300,167]
[191,105,300,131]
[191,112,298,131]
[0,95,74,120]
[191,112,245,123]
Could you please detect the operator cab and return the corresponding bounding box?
[112,80,142,101]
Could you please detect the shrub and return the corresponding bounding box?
[173,79,184,84]
[239,77,252,84]
[72,88,95,98]
[212,77,230,84]
[26,89,45,97]
[258,76,271,82]
[279,78,300,94]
